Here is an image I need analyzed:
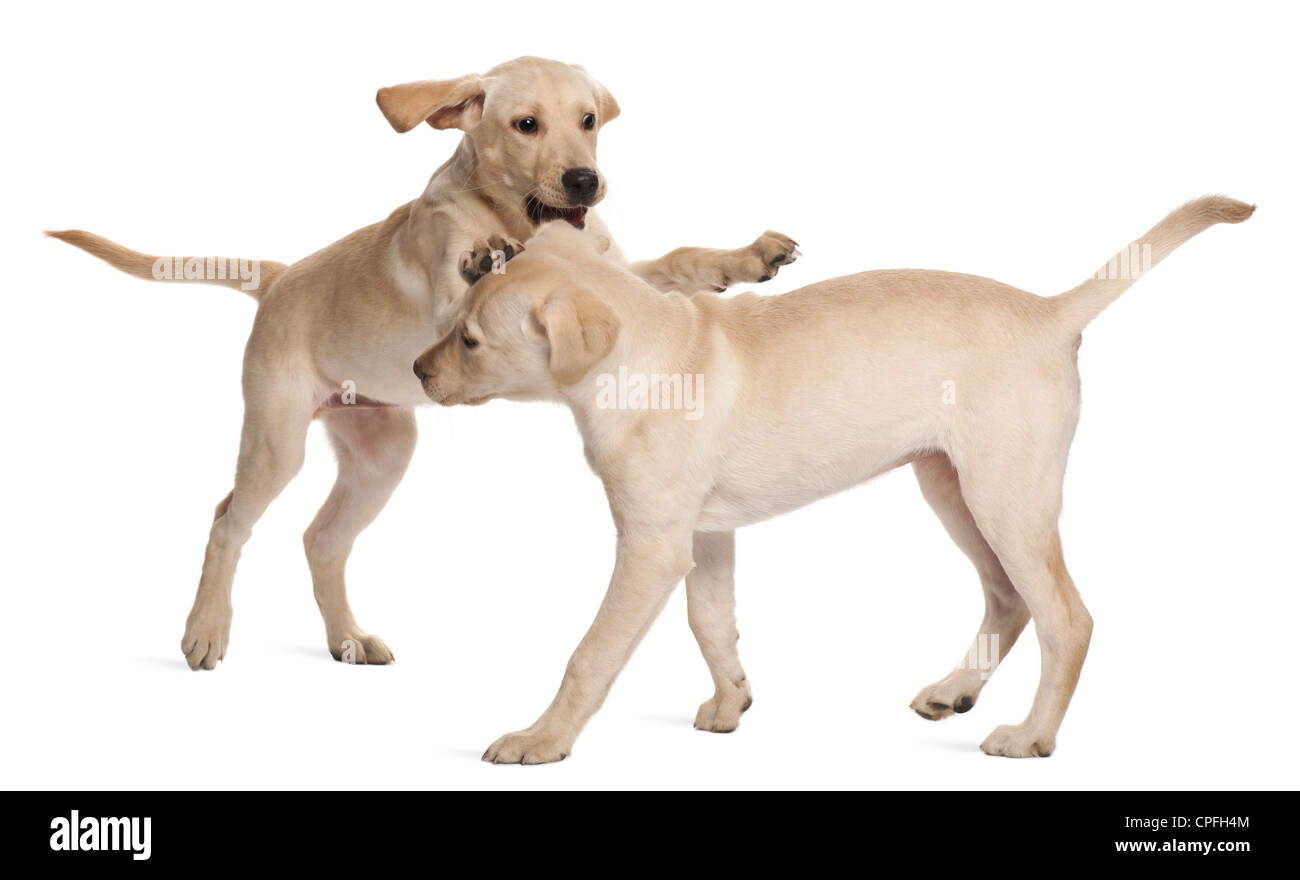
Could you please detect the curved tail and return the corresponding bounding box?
[45,229,287,299]
[1053,195,1254,335]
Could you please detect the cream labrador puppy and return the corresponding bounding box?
[47,57,798,670]
[414,195,1253,761]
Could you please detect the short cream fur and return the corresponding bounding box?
[414,196,1253,762]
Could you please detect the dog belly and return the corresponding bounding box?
[696,491,818,532]
[314,343,434,408]
[695,439,921,532]
[315,370,429,408]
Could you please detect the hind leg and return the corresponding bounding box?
[909,454,1030,720]
[954,439,1093,757]
[687,530,753,732]
[182,367,315,670]
[305,406,417,664]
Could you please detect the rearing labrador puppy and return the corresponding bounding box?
[48,56,798,670]
[414,196,1252,761]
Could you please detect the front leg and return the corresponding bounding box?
[483,528,696,764]
[628,231,800,294]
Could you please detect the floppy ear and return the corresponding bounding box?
[594,80,620,126]
[570,64,620,126]
[534,287,620,386]
[375,75,485,132]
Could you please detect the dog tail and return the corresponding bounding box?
[45,229,287,299]
[1052,195,1254,334]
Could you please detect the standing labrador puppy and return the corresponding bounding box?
[48,57,798,670]
[414,196,1252,761]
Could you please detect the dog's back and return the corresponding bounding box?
[692,197,1253,530]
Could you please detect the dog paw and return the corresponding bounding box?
[482,728,571,765]
[180,603,232,671]
[909,673,980,720]
[694,678,753,733]
[459,235,525,285]
[710,231,800,291]
[980,723,1055,758]
[328,632,395,665]
[751,230,800,278]
[742,230,800,284]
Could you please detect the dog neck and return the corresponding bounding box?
[423,138,536,242]
[558,284,718,467]
[386,138,538,323]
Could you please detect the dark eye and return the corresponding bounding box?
[462,334,479,349]
[582,113,596,130]
[514,116,538,134]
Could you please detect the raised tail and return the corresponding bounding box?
[45,229,287,299]
[1052,195,1254,335]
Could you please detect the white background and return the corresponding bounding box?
[3,1,1297,790]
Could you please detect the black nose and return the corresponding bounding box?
[561,167,599,202]
[413,360,428,381]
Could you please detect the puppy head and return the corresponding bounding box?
[416,226,618,405]
[413,225,619,406]
[377,57,619,230]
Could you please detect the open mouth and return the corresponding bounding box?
[525,196,588,228]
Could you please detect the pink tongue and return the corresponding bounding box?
[545,205,586,227]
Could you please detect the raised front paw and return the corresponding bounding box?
[715,231,800,290]
[459,234,525,285]
[749,230,800,280]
